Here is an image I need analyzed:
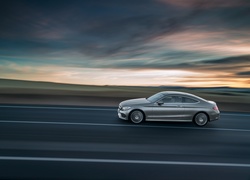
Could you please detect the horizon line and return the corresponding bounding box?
[0,78,249,89]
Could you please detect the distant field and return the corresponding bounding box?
[0,79,249,112]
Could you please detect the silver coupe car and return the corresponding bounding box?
[118,91,220,126]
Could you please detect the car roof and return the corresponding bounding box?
[160,91,207,101]
[160,91,192,95]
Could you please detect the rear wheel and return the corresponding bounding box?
[130,110,144,124]
[194,112,208,126]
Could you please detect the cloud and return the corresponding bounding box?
[158,0,250,8]
[0,0,211,59]
[236,71,250,76]
[1,0,250,60]
[202,55,250,65]
[100,55,250,68]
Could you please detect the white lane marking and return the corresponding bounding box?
[1,120,250,132]
[0,156,250,168]
[0,105,250,117]
[0,105,115,111]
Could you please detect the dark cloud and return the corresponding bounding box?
[96,55,250,75]
[75,1,218,58]
[161,0,250,8]
[177,55,250,74]
[201,55,250,65]
[0,0,217,58]
[236,71,250,76]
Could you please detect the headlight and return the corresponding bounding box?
[122,106,131,111]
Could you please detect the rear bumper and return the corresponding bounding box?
[209,111,220,121]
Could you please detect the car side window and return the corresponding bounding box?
[182,97,198,103]
[162,96,182,103]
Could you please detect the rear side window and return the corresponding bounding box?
[162,96,182,103]
[182,97,199,103]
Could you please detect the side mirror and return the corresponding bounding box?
[157,100,164,105]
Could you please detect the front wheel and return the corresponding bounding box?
[130,110,144,124]
[194,113,208,126]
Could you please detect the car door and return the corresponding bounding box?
[149,95,184,121]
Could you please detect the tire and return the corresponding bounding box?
[129,110,144,124]
[194,112,208,126]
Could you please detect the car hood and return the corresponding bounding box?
[120,98,150,107]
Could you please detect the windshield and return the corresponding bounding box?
[147,93,164,102]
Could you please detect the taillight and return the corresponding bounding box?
[213,105,219,111]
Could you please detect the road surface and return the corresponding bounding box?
[0,104,250,179]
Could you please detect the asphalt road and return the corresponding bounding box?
[0,104,250,179]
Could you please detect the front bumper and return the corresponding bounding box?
[117,108,129,120]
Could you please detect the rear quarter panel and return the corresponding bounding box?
[181,101,211,121]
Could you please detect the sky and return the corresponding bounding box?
[0,0,250,87]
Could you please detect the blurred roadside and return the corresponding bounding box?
[0,79,249,112]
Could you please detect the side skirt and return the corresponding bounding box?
[146,119,192,122]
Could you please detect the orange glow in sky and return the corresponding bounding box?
[1,63,249,87]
